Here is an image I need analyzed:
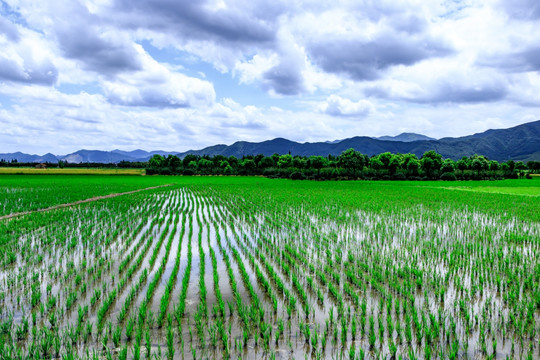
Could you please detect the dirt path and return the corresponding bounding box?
[0,184,174,221]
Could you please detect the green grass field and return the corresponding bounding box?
[445,185,540,196]
[0,176,538,359]
[0,167,145,175]
[0,174,171,216]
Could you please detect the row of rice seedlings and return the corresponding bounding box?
[0,188,173,357]
[157,206,188,327]
[199,180,539,358]
[136,209,180,329]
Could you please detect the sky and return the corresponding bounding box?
[0,0,539,155]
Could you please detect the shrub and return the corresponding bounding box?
[223,165,234,175]
[440,172,457,181]
[290,172,306,180]
[159,167,172,175]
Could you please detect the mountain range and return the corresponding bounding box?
[1,120,539,163]
[376,133,436,142]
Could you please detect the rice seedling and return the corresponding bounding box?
[0,176,537,358]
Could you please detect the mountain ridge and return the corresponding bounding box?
[1,120,539,163]
[376,132,436,142]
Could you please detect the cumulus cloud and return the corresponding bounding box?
[109,0,282,72]
[506,72,540,107]
[102,45,215,108]
[56,25,143,76]
[361,56,511,105]
[0,0,539,154]
[103,73,215,108]
[368,79,508,105]
[416,82,507,104]
[113,0,279,44]
[0,23,58,85]
[0,55,57,85]
[499,0,540,20]
[262,62,304,96]
[261,30,307,95]
[0,15,20,41]
[208,98,266,129]
[309,34,452,81]
[318,95,374,117]
[44,2,143,77]
[479,45,540,73]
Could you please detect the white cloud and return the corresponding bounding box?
[318,95,375,117]
[0,22,58,85]
[102,45,215,108]
[0,0,539,154]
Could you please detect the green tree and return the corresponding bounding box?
[259,156,275,168]
[240,159,256,174]
[440,159,455,174]
[401,153,418,169]
[212,155,227,167]
[378,152,393,169]
[182,154,199,168]
[277,154,293,168]
[471,156,488,175]
[254,154,264,166]
[292,157,307,169]
[421,150,443,177]
[406,158,420,176]
[308,156,327,176]
[198,158,213,172]
[527,161,540,173]
[370,157,384,172]
[456,158,469,172]
[338,148,365,176]
[506,160,515,172]
[228,156,239,168]
[489,160,500,172]
[515,161,526,171]
[166,155,181,171]
[219,160,230,169]
[421,157,435,177]
[388,155,402,175]
[149,154,165,169]
[188,160,198,170]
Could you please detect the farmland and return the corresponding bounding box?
[0,168,146,176]
[0,176,539,359]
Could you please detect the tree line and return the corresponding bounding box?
[145,149,540,180]
[0,160,147,169]
[2,149,538,180]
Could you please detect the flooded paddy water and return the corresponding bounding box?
[0,179,539,359]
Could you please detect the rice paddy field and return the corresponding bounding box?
[0,168,145,176]
[0,175,539,359]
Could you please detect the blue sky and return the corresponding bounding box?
[0,0,539,154]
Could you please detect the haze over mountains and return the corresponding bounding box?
[2,120,539,164]
[376,133,436,142]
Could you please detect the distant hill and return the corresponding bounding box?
[0,152,58,163]
[1,120,539,163]
[176,120,540,161]
[111,149,178,160]
[376,133,436,142]
[61,150,134,164]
